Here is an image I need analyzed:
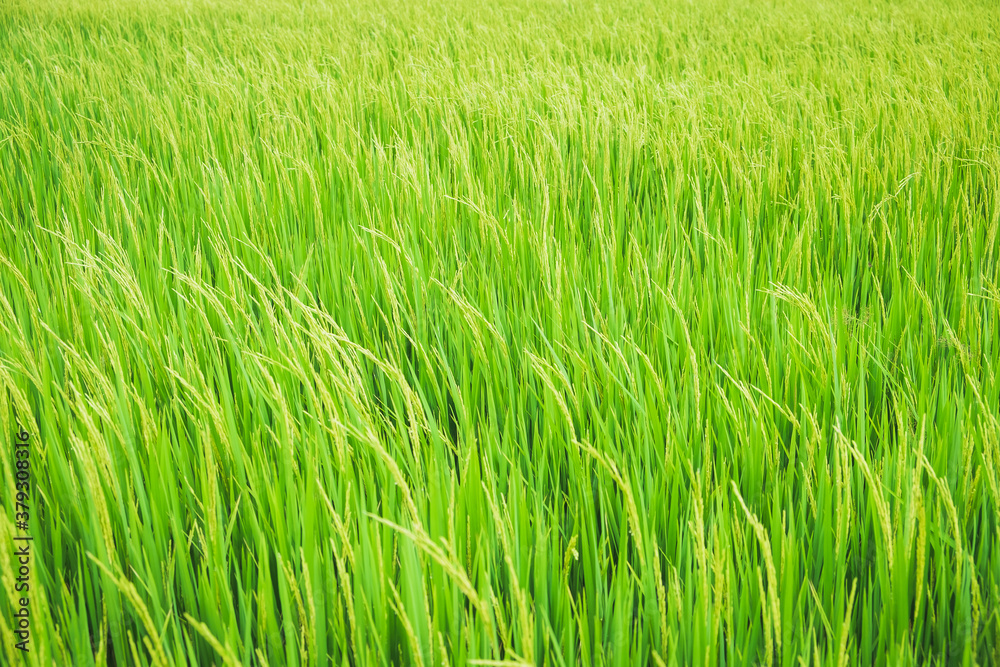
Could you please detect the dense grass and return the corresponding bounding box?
[1,0,999,664]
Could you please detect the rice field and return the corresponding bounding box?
[1,0,999,664]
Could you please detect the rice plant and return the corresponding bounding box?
[0,0,998,664]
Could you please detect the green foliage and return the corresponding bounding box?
[1,0,999,664]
